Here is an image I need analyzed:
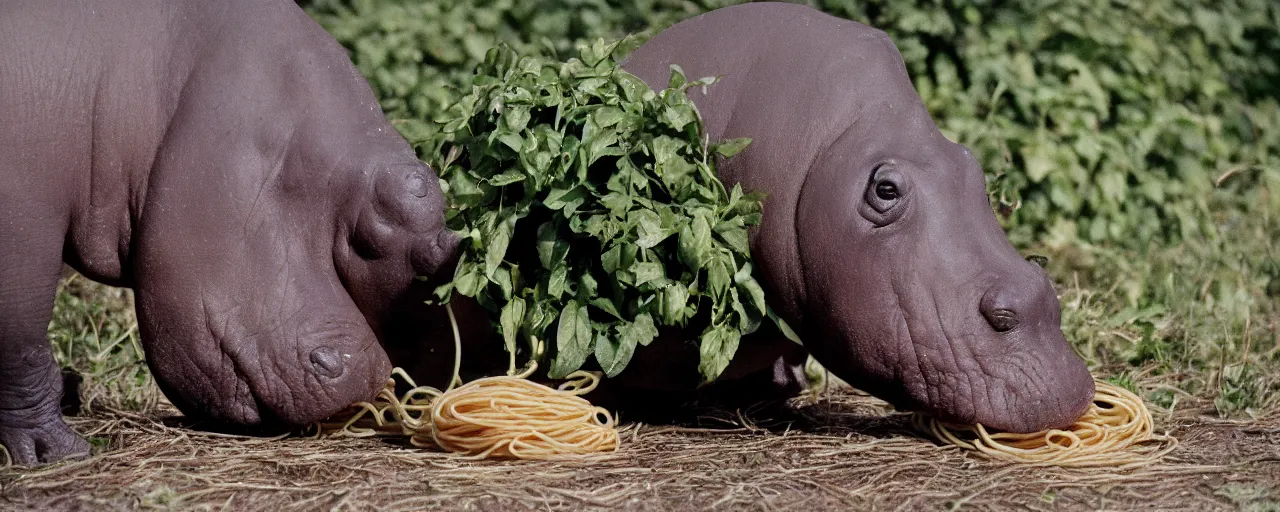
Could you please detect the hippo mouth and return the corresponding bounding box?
[896,335,1096,433]
[881,294,1095,433]
[806,283,1095,434]
[151,300,393,431]
[248,325,389,427]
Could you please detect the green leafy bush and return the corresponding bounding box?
[426,42,767,381]
[309,0,1280,249]
[307,0,732,121]
[810,0,1280,247]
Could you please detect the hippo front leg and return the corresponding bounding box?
[0,203,90,465]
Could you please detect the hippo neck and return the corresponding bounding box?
[60,1,221,287]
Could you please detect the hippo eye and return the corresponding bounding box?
[860,165,909,226]
[875,182,900,201]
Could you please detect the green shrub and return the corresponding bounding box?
[308,0,1280,250]
[306,0,733,121]
[425,43,768,381]
[811,0,1280,248]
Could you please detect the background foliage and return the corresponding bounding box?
[308,0,1280,249]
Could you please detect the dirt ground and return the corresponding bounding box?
[2,386,1277,512]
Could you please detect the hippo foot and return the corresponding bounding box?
[0,408,90,466]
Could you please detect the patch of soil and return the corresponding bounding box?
[2,390,1277,511]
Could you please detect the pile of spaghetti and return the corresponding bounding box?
[315,364,618,460]
[312,305,618,460]
[913,380,1177,467]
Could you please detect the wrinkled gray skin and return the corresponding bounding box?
[619,3,1095,432]
[0,0,457,465]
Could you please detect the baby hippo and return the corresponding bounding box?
[614,3,1095,432]
[0,0,456,465]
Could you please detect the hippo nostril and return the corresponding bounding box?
[309,346,345,379]
[986,308,1019,332]
[980,277,1035,333]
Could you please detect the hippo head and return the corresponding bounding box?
[610,1,1091,432]
[794,65,1093,434]
[133,14,461,429]
[136,144,459,430]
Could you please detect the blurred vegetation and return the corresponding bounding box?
[48,0,1278,419]
[48,276,161,415]
[307,0,1280,249]
[305,0,736,120]
[816,0,1279,248]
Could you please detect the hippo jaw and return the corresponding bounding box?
[216,314,392,427]
[136,251,396,429]
[795,133,1094,433]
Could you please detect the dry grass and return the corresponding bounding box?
[3,383,1277,512]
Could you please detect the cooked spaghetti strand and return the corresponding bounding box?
[314,303,618,459]
[317,364,618,460]
[913,380,1176,467]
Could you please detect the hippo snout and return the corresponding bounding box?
[248,322,389,426]
[978,354,1095,433]
[969,268,1096,432]
[978,266,1056,333]
[308,346,345,379]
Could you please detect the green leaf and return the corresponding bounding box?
[737,278,767,318]
[454,259,485,297]
[536,221,569,270]
[601,244,622,274]
[484,214,516,279]
[717,225,751,255]
[712,138,752,158]
[492,266,514,300]
[633,209,674,249]
[503,106,531,132]
[596,312,659,378]
[623,312,659,347]
[579,271,599,297]
[590,297,623,320]
[499,297,527,355]
[498,132,524,153]
[599,191,633,216]
[584,127,621,166]
[631,261,664,287]
[615,72,649,103]
[659,158,695,196]
[487,169,525,186]
[767,307,803,346]
[697,325,741,382]
[593,106,625,128]
[547,264,569,299]
[678,213,713,269]
[662,104,696,132]
[549,301,593,379]
[594,331,634,378]
[658,284,690,325]
[707,254,733,298]
[544,186,587,213]
[446,169,486,207]
[651,135,682,166]
[666,65,688,90]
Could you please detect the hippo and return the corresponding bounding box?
[0,0,457,465]
[611,2,1096,432]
